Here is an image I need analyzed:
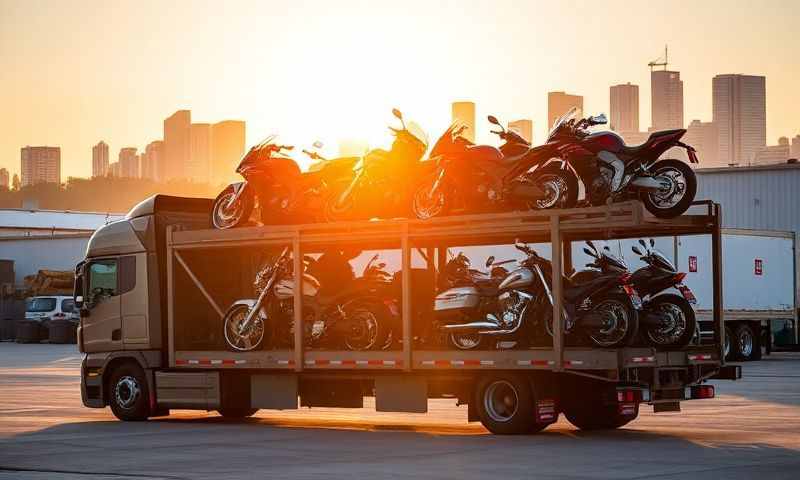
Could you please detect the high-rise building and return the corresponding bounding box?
[189,123,212,183]
[713,74,766,166]
[163,110,191,181]
[0,168,9,189]
[119,147,139,178]
[211,120,246,183]
[791,135,800,159]
[651,70,683,130]
[548,92,583,130]
[108,162,120,177]
[452,101,476,142]
[684,120,719,167]
[609,83,639,133]
[92,141,109,177]
[508,119,533,144]
[20,146,60,186]
[754,144,791,165]
[141,140,164,181]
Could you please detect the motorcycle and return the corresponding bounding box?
[222,247,392,352]
[577,239,697,349]
[411,115,578,220]
[549,108,699,218]
[324,109,431,221]
[211,137,355,229]
[441,240,642,348]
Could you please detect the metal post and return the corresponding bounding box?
[401,225,412,371]
[166,225,175,368]
[551,216,564,371]
[795,232,799,345]
[562,236,573,276]
[711,204,725,363]
[292,236,303,372]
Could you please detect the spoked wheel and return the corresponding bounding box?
[643,294,697,349]
[526,167,579,210]
[642,159,697,218]
[323,182,358,222]
[223,304,265,352]
[342,303,389,351]
[412,175,448,219]
[587,294,638,348]
[449,332,484,350]
[212,185,254,229]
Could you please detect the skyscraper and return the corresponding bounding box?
[508,119,533,144]
[609,83,639,133]
[791,135,800,159]
[712,74,766,166]
[547,92,583,130]
[141,140,164,181]
[119,147,139,178]
[20,146,60,186]
[684,120,719,167]
[92,141,109,177]
[651,70,683,130]
[0,168,9,189]
[189,123,212,183]
[452,101,476,142]
[163,110,191,181]
[211,120,246,183]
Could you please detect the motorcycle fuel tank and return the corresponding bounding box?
[434,286,480,311]
[273,274,320,299]
[582,131,626,154]
[498,267,534,291]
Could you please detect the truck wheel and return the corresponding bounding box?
[108,363,150,421]
[733,324,757,361]
[474,374,543,434]
[564,401,639,431]
[218,408,259,419]
[724,325,733,359]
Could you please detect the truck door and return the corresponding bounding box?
[83,258,123,352]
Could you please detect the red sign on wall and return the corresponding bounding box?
[754,259,763,276]
[688,256,697,272]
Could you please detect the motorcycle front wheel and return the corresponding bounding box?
[223,304,266,352]
[525,166,579,210]
[586,293,639,348]
[341,302,390,351]
[643,294,697,349]
[212,185,254,229]
[641,159,697,218]
[412,174,449,220]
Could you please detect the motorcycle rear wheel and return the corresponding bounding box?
[643,294,697,349]
[641,159,697,218]
[525,166,578,210]
[586,293,639,348]
[342,302,390,351]
[212,185,254,229]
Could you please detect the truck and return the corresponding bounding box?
[74,195,739,434]
[570,230,798,361]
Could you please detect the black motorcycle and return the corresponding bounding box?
[411,115,578,220]
[324,109,431,221]
[442,240,642,348]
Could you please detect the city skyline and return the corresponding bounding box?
[2,1,798,178]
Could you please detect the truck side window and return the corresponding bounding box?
[118,256,136,294]
[87,260,118,307]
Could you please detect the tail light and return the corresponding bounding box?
[674,272,687,283]
[619,273,632,283]
[687,385,715,399]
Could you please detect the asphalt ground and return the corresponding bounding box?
[1,343,799,479]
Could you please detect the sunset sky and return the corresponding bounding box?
[1,0,798,179]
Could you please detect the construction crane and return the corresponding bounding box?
[648,45,669,71]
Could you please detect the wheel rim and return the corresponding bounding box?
[213,192,244,228]
[115,376,141,410]
[344,309,379,351]
[739,329,754,357]
[648,166,687,209]
[724,329,731,357]
[646,303,686,346]
[413,183,445,219]
[484,380,519,423]
[224,307,264,352]
[530,174,567,210]
[450,332,481,350]
[589,299,630,347]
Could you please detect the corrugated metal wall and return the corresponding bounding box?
[696,166,800,232]
[0,236,90,285]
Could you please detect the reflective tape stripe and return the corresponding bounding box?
[177,359,247,366]
[688,354,713,361]
[631,356,656,363]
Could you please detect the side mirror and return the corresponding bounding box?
[632,246,643,256]
[486,256,495,268]
[303,255,314,263]
[487,115,500,126]
[589,113,608,125]
[586,240,597,252]
[392,108,402,120]
[312,140,323,149]
[74,295,84,308]
[377,262,386,269]
[649,238,655,247]
[638,239,647,248]
[583,247,597,258]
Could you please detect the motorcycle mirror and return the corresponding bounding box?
[583,247,597,258]
[485,256,495,268]
[603,245,611,251]
[638,239,647,248]
[487,115,500,126]
[586,240,597,252]
[377,262,386,269]
[649,238,656,247]
[392,108,402,120]
[303,254,314,263]
[312,140,323,149]
[631,246,643,256]
[590,113,608,125]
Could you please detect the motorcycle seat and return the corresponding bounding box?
[620,129,685,156]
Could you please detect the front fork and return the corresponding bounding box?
[336,170,363,207]
[429,168,446,197]
[227,181,249,209]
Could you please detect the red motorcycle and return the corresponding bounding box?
[550,108,699,218]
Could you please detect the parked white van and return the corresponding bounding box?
[24,296,78,327]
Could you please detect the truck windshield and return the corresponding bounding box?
[26,297,56,313]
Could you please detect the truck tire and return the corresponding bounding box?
[724,325,733,359]
[108,363,150,421]
[474,374,543,434]
[733,323,758,361]
[218,408,259,419]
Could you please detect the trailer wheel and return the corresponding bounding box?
[724,325,733,359]
[474,374,543,434]
[108,363,150,421]
[733,323,758,361]
[218,408,259,419]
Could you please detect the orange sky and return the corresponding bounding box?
[1,0,798,178]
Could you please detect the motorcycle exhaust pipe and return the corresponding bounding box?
[442,321,500,332]
[510,182,546,200]
[640,310,669,328]
[579,311,607,329]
